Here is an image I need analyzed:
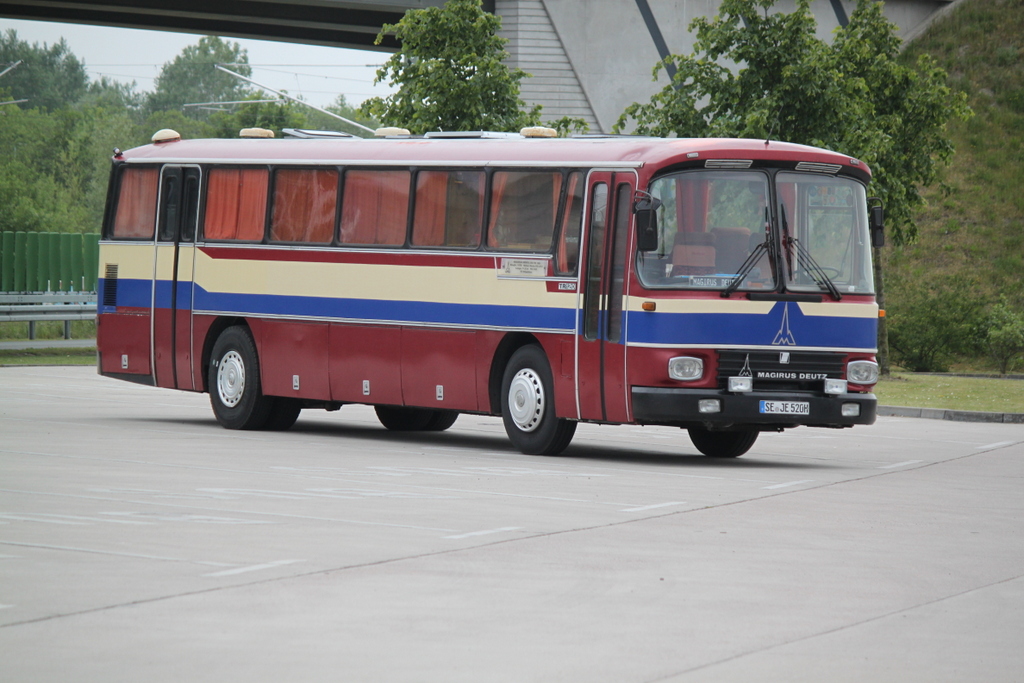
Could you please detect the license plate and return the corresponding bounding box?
[759,400,810,415]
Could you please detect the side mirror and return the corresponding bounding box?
[869,204,885,248]
[633,195,662,252]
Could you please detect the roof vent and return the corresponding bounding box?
[282,128,354,139]
[520,126,557,138]
[239,127,274,139]
[795,162,842,174]
[423,130,520,139]
[151,129,181,144]
[375,127,411,137]
[705,159,752,169]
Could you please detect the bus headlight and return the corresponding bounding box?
[668,356,704,382]
[847,360,879,386]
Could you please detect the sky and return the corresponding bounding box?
[1,18,395,108]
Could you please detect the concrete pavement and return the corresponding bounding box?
[1,366,1023,681]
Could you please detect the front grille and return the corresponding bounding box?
[717,350,845,392]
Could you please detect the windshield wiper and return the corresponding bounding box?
[722,208,771,297]
[780,204,842,301]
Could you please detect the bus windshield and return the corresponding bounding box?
[776,172,874,296]
[636,170,874,296]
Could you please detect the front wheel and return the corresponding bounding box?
[208,326,274,430]
[501,345,576,455]
[687,427,758,458]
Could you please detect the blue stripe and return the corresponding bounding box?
[192,285,575,331]
[626,301,877,350]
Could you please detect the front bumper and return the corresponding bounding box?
[631,387,877,429]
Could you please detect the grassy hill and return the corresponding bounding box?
[886,0,1024,371]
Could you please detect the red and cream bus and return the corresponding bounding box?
[97,127,882,457]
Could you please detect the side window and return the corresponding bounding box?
[270,168,338,244]
[412,170,484,248]
[607,183,632,343]
[111,167,159,239]
[180,169,200,243]
[204,168,269,242]
[583,183,608,341]
[555,171,584,275]
[487,171,562,251]
[340,170,410,246]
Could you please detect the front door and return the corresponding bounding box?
[577,172,635,423]
[152,166,200,390]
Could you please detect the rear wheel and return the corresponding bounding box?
[209,326,274,430]
[265,397,302,431]
[501,345,576,455]
[687,427,758,458]
[423,410,459,431]
[375,406,457,431]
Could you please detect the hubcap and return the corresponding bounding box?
[216,350,245,408]
[508,368,544,432]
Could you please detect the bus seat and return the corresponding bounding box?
[711,227,751,273]
[671,231,716,275]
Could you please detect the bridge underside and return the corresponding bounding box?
[1,0,954,132]
[0,1,488,50]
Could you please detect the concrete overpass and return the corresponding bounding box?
[0,0,955,132]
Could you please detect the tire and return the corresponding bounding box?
[500,345,576,455]
[687,427,758,458]
[265,397,302,431]
[375,406,436,431]
[208,325,274,430]
[423,410,459,431]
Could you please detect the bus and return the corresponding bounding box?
[96,127,883,458]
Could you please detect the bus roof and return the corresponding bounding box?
[118,135,872,181]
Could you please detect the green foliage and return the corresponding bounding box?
[887,276,987,372]
[0,30,88,111]
[210,97,307,138]
[146,36,253,118]
[359,0,541,134]
[613,0,972,247]
[892,0,1024,309]
[985,296,1024,374]
[0,103,132,233]
[548,116,590,137]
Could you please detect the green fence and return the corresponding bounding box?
[0,231,100,293]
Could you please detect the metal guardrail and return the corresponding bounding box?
[0,293,97,340]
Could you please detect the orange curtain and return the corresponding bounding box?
[341,170,409,245]
[412,171,447,246]
[556,172,582,274]
[204,168,268,241]
[112,167,159,239]
[271,169,337,243]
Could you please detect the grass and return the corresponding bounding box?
[0,320,96,340]
[875,373,1024,413]
[0,347,96,366]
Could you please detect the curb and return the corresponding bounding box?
[878,405,1024,424]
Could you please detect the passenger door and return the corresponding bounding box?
[152,165,200,390]
[576,172,635,423]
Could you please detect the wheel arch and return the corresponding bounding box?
[200,316,249,393]
[487,332,541,415]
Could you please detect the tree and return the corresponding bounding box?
[146,36,253,117]
[613,0,971,374]
[359,0,541,134]
[986,297,1024,375]
[210,97,307,138]
[0,29,87,111]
